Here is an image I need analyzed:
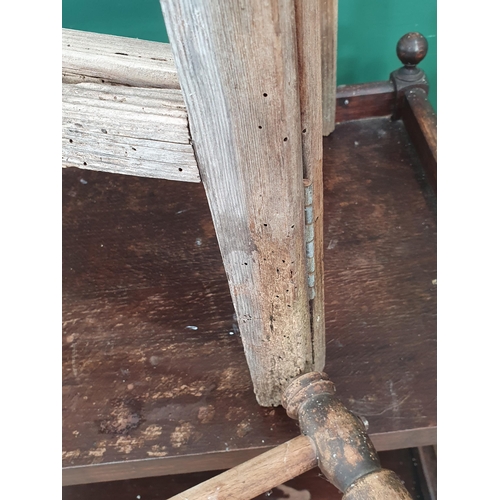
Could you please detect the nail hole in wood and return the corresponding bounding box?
[263,223,268,227]
[178,168,183,171]
[283,137,288,142]
[263,93,268,97]
[258,126,262,129]
[302,128,307,133]
[69,139,73,143]
[83,162,87,166]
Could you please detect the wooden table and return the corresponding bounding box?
[63,111,436,486]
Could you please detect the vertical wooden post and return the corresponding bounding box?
[160,0,325,405]
[321,0,338,136]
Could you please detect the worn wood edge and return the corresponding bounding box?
[161,0,314,406]
[62,29,180,89]
[402,89,437,193]
[168,436,316,500]
[370,427,436,452]
[321,0,338,135]
[62,82,200,182]
[62,427,436,486]
[295,0,325,371]
[335,81,395,123]
[416,446,437,500]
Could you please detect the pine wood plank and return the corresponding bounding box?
[62,29,179,89]
[160,0,321,406]
[62,117,436,485]
[62,82,199,182]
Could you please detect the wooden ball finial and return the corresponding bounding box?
[396,32,428,67]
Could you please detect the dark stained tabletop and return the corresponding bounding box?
[62,116,436,485]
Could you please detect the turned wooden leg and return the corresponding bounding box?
[169,372,412,500]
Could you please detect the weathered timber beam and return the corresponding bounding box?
[321,0,338,136]
[62,29,180,88]
[62,29,200,182]
[161,0,325,406]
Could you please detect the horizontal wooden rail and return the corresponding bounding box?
[402,88,437,193]
[63,29,180,89]
[62,29,200,183]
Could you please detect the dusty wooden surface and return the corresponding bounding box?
[295,0,325,371]
[62,117,436,485]
[62,82,199,182]
[161,0,320,406]
[321,0,338,135]
[62,29,179,88]
[402,89,437,193]
[62,448,429,499]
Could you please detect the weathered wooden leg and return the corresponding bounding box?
[161,1,325,406]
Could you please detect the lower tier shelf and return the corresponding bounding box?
[62,116,436,485]
[63,447,436,499]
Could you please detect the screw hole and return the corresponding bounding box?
[69,139,73,143]
[178,168,183,171]
[302,128,307,133]
[258,126,262,129]
[283,137,288,142]
[263,93,268,97]
[291,225,295,229]
[263,223,268,227]
[244,262,248,265]
[83,162,87,166]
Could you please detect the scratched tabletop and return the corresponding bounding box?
[62,117,436,485]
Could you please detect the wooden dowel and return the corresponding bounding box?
[167,436,317,500]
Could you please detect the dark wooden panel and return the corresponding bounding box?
[335,81,395,123]
[62,116,436,485]
[402,89,437,192]
[62,449,429,500]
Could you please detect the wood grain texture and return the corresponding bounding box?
[62,82,199,182]
[295,0,325,371]
[62,29,180,89]
[161,0,315,406]
[321,0,338,135]
[168,436,316,500]
[62,449,428,500]
[336,81,396,123]
[402,88,437,193]
[62,117,436,485]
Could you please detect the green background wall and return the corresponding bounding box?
[62,0,437,110]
